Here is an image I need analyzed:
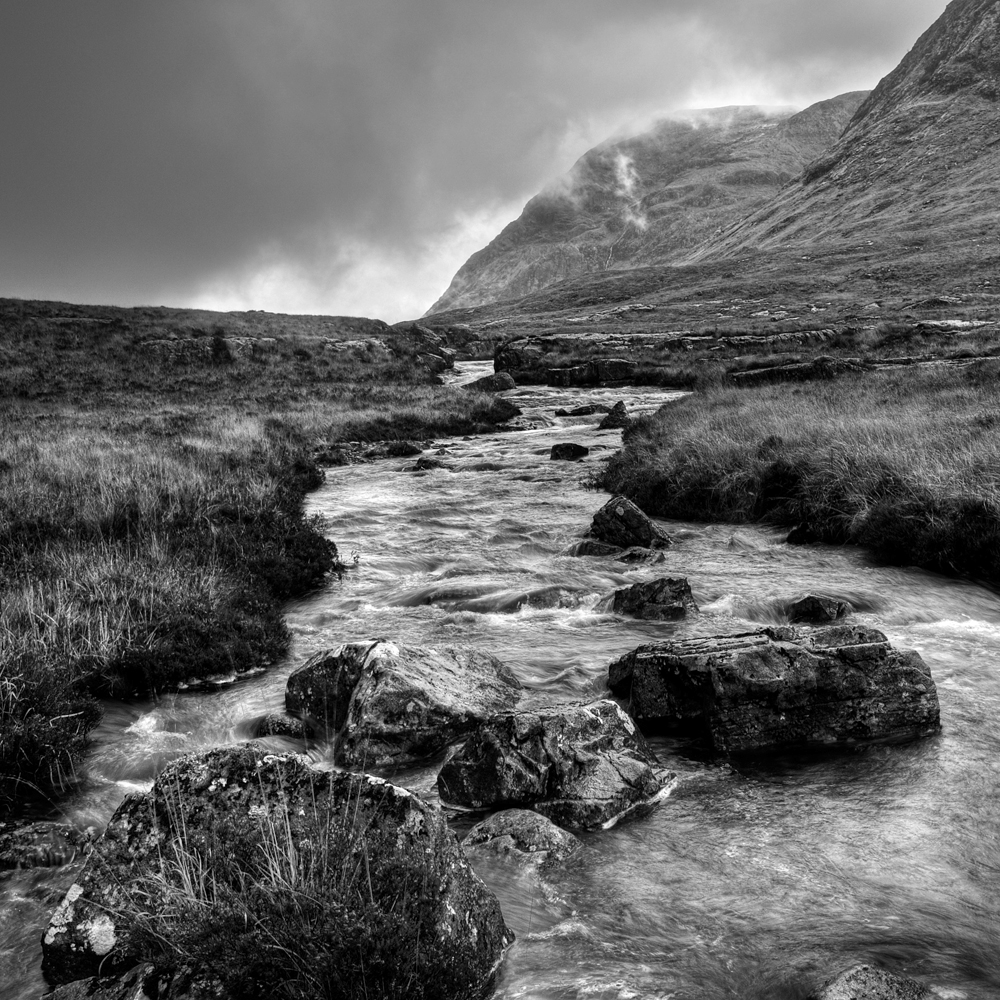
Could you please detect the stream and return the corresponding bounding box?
[4,361,1000,998]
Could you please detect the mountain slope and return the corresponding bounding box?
[428,94,867,313]
[689,0,1000,263]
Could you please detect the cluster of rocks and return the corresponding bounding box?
[35,490,945,1000]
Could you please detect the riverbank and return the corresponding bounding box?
[0,301,520,814]
[596,364,1000,581]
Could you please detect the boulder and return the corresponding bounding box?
[611,578,698,621]
[461,809,581,862]
[593,358,638,382]
[437,700,670,830]
[243,712,310,740]
[494,338,547,379]
[597,401,631,430]
[588,496,672,550]
[466,371,516,392]
[0,821,92,870]
[550,443,590,461]
[787,594,851,624]
[285,639,522,765]
[608,625,940,754]
[42,744,514,996]
[808,964,932,1000]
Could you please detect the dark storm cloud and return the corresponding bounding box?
[0,0,947,319]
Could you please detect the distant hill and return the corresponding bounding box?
[688,0,1000,265]
[428,93,867,313]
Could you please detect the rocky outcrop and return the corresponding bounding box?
[730,356,867,386]
[608,625,940,754]
[550,443,590,461]
[42,744,514,995]
[284,639,522,765]
[588,495,672,550]
[611,577,698,621]
[786,594,851,624]
[494,338,548,380]
[145,336,276,361]
[808,964,932,1000]
[437,700,670,830]
[466,371,516,392]
[462,809,581,862]
[597,401,632,429]
[547,359,638,386]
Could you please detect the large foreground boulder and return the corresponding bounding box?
[808,964,931,999]
[42,744,513,998]
[611,577,698,620]
[608,625,940,754]
[588,495,672,550]
[437,700,670,830]
[285,639,522,765]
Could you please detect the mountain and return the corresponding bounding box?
[428,93,867,313]
[689,0,1000,266]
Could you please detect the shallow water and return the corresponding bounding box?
[4,363,1000,998]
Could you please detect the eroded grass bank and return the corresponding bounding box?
[597,365,1000,580]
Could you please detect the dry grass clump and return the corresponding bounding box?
[597,365,1000,579]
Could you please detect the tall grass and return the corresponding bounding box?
[597,366,1000,580]
[111,767,493,1000]
[0,407,338,811]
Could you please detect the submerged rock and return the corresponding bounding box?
[242,712,310,740]
[285,639,522,765]
[611,577,698,620]
[597,401,631,430]
[462,809,581,862]
[554,403,611,417]
[48,963,225,1000]
[42,744,514,995]
[550,443,590,461]
[437,700,670,830]
[808,964,932,999]
[787,594,851,624]
[564,539,624,558]
[588,495,672,550]
[608,624,940,754]
[0,822,92,870]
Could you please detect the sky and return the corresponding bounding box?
[0,0,948,323]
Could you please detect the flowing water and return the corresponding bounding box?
[4,362,1000,999]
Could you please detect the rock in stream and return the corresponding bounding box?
[608,625,940,753]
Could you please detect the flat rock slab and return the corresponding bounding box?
[608,624,940,754]
[462,809,581,862]
[438,700,671,831]
[285,639,522,765]
[42,743,513,994]
[808,964,932,999]
[611,577,698,620]
[588,495,672,550]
